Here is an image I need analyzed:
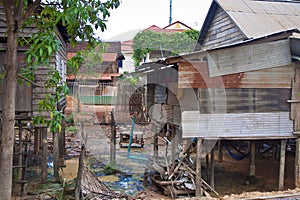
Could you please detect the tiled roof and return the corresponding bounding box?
[66,73,120,80]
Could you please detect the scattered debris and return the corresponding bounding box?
[146,155,218,199]
[79,165,128,200]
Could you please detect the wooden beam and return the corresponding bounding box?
[53,132,60,182]
[196,138,203,197]
[18,120,23,180]
[75,145,86,200]
[249,141,256,176]
[218,140,223,162]
[110,111,116,164]
[279,139,287,191]
[154,125,158,160]
[295,138,300,188]
[171,125,176,162]
[59,117,66,167]
[206,154,210,182]
[41,127,48,183]
[34,127,40,154]
[210,146,215,189]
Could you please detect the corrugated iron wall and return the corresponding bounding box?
[198,88,291,114]
[182,111,293,138]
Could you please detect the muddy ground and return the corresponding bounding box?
[11,101,300,199]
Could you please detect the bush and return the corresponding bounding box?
[65,113,74,124]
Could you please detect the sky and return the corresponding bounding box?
[96,0,213,41]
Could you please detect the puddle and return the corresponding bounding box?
[91,161,145,196]
[102,173,145,196]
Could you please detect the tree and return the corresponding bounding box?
[132,29,200,66]
[0,0,120,199]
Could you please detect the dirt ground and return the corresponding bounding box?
[12,100,300,199]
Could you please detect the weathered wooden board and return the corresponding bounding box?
[291,64,300,133]
[195,6,246,51]
[207,39,291,77]
[182,111,293,138]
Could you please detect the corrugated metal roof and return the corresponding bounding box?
[216,0,300,38]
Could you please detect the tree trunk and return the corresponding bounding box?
[0,27,18,199]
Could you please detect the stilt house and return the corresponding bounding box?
[137,0,300,193]
[0,5,68,190]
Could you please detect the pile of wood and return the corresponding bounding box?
[75,144,128,200]
[78,165,128,200]
[146,156,218,198]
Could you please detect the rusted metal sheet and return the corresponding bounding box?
[182,111,294,138]
[216,0,300,39]
[207,39,291,77]
[178,61,295,89]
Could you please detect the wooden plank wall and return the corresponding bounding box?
[32,30,67,117]
[200,7,246,50]
[0,51,32,112]
[0,6,38,37]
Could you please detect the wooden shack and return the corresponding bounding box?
[137,0,300,196]
[66,41,124,105]
[0,6,68,187]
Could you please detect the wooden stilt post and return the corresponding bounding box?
[110,110,116,164]
[171,125,176,162]
[210,145,215,189]
[154,125,158,159]
[34,127,40,154]
[218,140,223,162]
[206,154,210,182]
[53,131,60,182]
[59,117,66,167]
[75,144,86,200]
[249,141,256,176]
[41,127,48,183]
[279,139,287,191]
[18,120,23,180]
[295,138,300,188]
[196,138,203,197]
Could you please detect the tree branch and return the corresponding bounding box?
[17,74,44,88]
[14,0,24,22]
[3,0,13,28]
[19,0,41,28]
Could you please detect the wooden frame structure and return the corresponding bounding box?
[134,0,300,197]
